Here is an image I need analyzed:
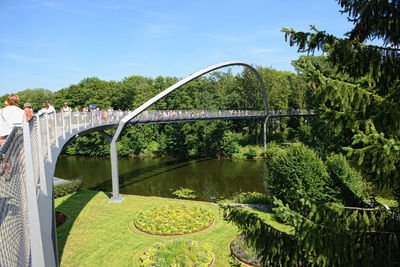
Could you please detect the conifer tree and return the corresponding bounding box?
[222,2,400,266]
[282,0,400,192]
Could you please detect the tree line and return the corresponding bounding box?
[1,66,312,157]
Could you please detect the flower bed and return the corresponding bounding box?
[56,211,67,227]
[140,240,214,266]
[134,205,214,235]
[230,236,262,267]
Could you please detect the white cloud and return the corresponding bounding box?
[143,23,173,38]
[3,53,48,63]
[205,34,239,43]
[122,62,143,67]
[249,48,280,55]
[24,0,58,9]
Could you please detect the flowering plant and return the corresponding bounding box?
[140,240,214,266]
[135,205,214,235]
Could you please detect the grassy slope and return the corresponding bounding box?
[55,190,291,266]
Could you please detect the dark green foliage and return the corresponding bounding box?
[54,77,115,110]
[243,146,257,159]
[223,2,400,265]
[221,206,300,267]
[219,192,272,205]
[0,88,54,112]
[54,180,82,198]
[282,0,400,187]
[266,144,335,206]
[325,154,371,206]
[220,131,242,157]
[275,198,400,266]
[64,132,110,157]
[261,141,283,159]
[223,197,400,267]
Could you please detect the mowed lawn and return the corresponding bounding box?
[55,190,291,266]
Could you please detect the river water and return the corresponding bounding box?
[54,156,267,201]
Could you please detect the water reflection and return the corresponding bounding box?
[54,156,267,201]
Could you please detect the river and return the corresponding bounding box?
[54,156,267,201]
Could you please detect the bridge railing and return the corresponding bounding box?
[125,109,314,122]
[0,110,122,266]
[0,127,31,267]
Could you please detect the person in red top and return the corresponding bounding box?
[23,103,33,121]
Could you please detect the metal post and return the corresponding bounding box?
[77,112,80,130]
[69,113,72,134]
[263,116,269,150]
[45,113,52,163]
[22,123,46,267]
[54,112,59,147]
[36,115,48,195]
[109,139,124,203]
[61,111,65,140]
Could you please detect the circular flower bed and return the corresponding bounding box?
[230,236,262,267]
[56,211,67,227]
[134,205,214,235]
[140,240,214,266]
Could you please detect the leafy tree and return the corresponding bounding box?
[0,88,54,111]
[54,77,115,110]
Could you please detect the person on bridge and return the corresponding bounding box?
[61,102,72,114]
[38,103,50,115]
[47,100,55,113]
[23,103,33,121]
[0,95,25,146]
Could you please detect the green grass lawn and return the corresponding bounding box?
[55,190,291,266]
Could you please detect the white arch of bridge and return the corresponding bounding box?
[108,61,269,203]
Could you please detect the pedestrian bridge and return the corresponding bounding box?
[0,61,314,266]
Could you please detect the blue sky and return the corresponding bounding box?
[0,0,353,95]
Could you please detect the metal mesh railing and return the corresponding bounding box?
[0,128,31,267]
[48,113,56,148]
[55,113,63,140]
[28,117,40,193]
[39,115,48,162]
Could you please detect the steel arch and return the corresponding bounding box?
[108,61,268,202]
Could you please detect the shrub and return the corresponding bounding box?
[172,187,197,199]
[325,154,371,206]
[134,205,214,235]
[261,141,284,159]
[54,180,82,198]
[139,240,214,266]
[266,144,336,206]
[221,131,242,157]
[219,192,272,205]
[243,146,258,159]
[141,141,159,156]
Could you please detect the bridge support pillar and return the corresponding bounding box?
[109,139,124,203]
[263,116,269,150]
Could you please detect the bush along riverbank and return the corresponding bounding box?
[63,135,287,160]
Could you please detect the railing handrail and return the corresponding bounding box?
[0,109,316,158]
